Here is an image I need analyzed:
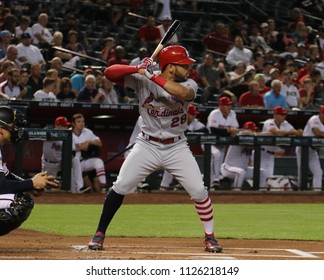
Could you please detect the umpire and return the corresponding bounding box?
[0,106,57,236]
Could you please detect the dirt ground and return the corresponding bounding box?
[1,191,324,260]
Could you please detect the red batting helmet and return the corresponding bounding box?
[158,45,196,70]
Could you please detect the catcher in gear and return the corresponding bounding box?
[0,106,58,236]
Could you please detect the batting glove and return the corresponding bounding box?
[137,57,154,74]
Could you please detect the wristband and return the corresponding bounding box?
[150,74,167,87]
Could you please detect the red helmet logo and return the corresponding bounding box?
[158,45,196,70]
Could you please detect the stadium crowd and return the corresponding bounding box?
[0,0,322,108]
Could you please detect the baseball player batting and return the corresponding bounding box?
[88,45,222,253]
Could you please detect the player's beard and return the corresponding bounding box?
[174,69,189,82]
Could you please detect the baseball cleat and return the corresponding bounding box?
[204,235,222,253]
[88,231,105,250]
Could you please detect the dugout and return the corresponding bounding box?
[3,100,324,191]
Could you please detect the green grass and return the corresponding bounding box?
[21,204,324,241]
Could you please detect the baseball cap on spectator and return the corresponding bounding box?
[21,32,31,39]
[246,65,255,72]
[0,30,12,38]
[218,96,234,106]
[273,106,287,115]
[269,68,280,75]
[297,42,305,48]
[187,104,199,115]
[260,22,269,28]
[243,121,258,130]
[235,60,245,68]
[320,106,324,113]
[55,116,71,126]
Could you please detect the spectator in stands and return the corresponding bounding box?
[49,57,66,78]
[0,60,15,83]
[227,68,254,101]
[101,37,116,64]
[27,63,43,95]
[157,16,178,45]
[308,44,321,62]
[230,17,247,38]
[33,77,57,101]
[98,77,119,104]
[130,47,148,66]
[60,14,88,49]
[45,69,60,95]
[261,20,278,47]
[298,60,317,83]
[15,15,32,41]
[248,24,270,52]
[290,21,308,44]
[65,30,86,56]
[31,13,53,48]
[20,68,34,100]
[227,60,246,86]
[280,69,301,109]
[138,16,161,52]
[296,106,324,191]
[215,59,231,88]
[265,67,280,87]
[108,45,129,66]
[0,30,13,59]
[71,113,106,193]
[260,106,302,187]
[70,68,93,94]
[197,53,221,104]
[279,40,297,59]
[1,13,16,39]
[253,52,265,72]
[41,116,71,178]
[238,80,264,108]
[294,42,308,68]
[16,32,46,68]
[299,78,315,109]
[0,67,24,100]
[0,8,12,31]
[202,22,233,54]
[56,77,76,102]
[264,79,288,108]
[76,74,102,103]
[51,31,76,67]
[225,35,253,67]
[0,44,20,70]
[254,73,271,95]
[154,0,171,22]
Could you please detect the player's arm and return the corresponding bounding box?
[268,128,303,136]
[104,64,139,85]
[312,127,324,137]
[160,80,195,101]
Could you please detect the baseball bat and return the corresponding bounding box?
[127,12,148,21]
[104,143,135,165]
[52,46,108,65]
[138,19,181,75]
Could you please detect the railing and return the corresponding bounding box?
[186,132,324,190]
